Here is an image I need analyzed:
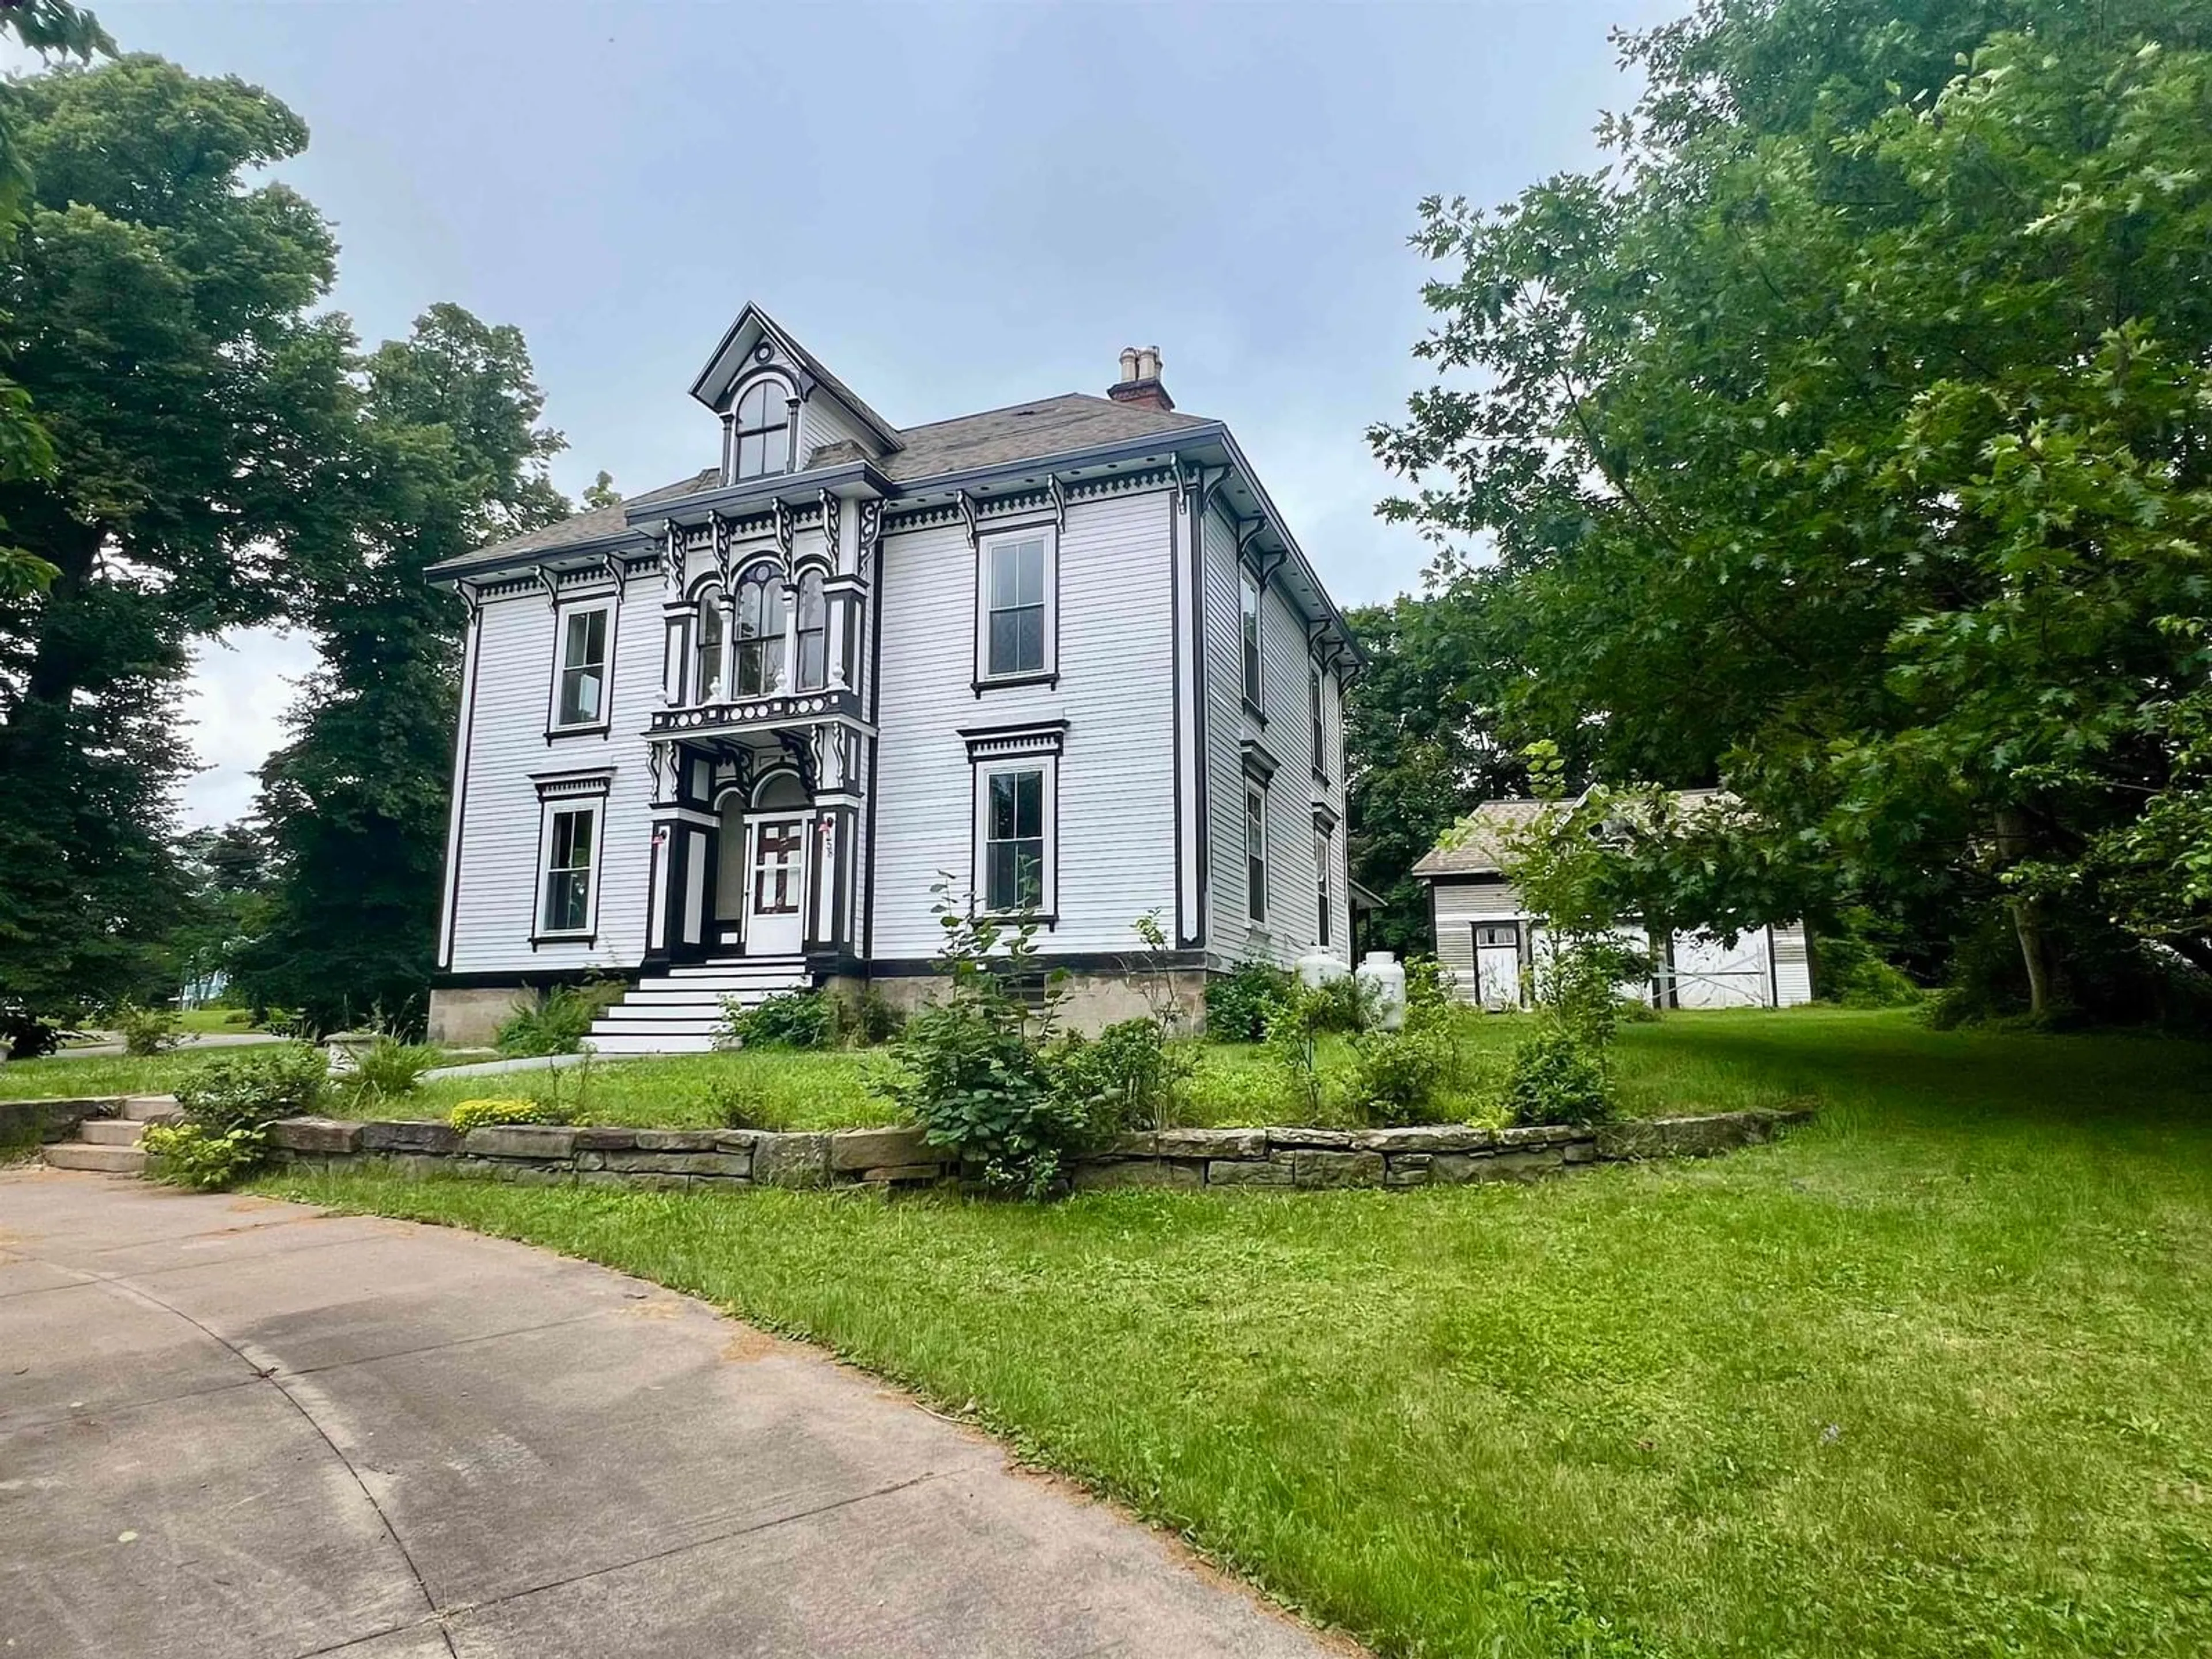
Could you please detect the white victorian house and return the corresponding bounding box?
[425,307,1359,1051]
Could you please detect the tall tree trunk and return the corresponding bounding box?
[1993,806,2054,1016]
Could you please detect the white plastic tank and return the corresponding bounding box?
[1356,951,1407,1031]
[1294,949,1349,990]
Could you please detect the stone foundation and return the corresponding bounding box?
[268,1108,1809,1195]
[426,986,532,1047]
[865,968,1209,1037]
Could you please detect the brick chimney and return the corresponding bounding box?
[1107,343,1174,412]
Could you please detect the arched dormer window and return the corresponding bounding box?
[794,569,827,691]
[730,379,791,482]
[694,585,725,702]
[735,566,786,695]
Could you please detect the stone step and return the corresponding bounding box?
[44,1143,147,1175]
[121,1094,180,1122]
[78,1119,147,1146]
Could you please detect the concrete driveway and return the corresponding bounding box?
[0,1169,1340,1659]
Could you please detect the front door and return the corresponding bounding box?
[1472,922,1524,1010]
[745,816,807,956]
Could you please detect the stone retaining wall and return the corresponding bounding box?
[2,1094,126,1152]
[268,1109,1811,1194]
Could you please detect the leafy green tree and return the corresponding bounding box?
[0,56,354,1014]
[237,305,568,1032]
[0,0,110,603]
[1343,584,1543,952]
[1373,0,2212,1017]
[581,469,620,510]
[167,821,271,998]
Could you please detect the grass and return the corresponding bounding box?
[257,1008,2212,1658]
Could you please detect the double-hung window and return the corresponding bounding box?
[984,767,1047,913]
[540,805,597,935]
[1315,827,1331,948]
[730,380,791,482]
[694,589,725,702]
[1240,568,1264,711]
[735,569,785,696]
[552,603,612,732]
[1245,786,1268,923]
[976,527,1055,685]
[1309,662,1327,779]
[794,569,828,691]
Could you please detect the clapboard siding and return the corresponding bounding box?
[1200,504,1253,963]
[800,396,878,465]
[1434,877,1525,923]
[447,575,660,975]
[1197,500,1344,969]
[870,488,1178,957]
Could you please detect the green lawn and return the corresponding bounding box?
[1,1008,1808,1131]
[259,1009,2212,1658]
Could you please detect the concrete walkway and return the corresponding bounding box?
[0,1169,1340,1659]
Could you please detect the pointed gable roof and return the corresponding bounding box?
[688,302,902,454]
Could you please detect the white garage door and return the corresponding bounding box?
[1666,928,1774,1008]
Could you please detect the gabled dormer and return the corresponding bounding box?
[689,303,904,486]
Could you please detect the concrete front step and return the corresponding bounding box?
[45,1143,148,1175]
[79,1119,149,1146]
[122,1094,181,1122]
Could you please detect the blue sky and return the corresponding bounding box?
[112,0,1673,824]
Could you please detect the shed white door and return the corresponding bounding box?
[745,817,806,957]
[1472,922,1524,1010]
[1667,928,1773,1008]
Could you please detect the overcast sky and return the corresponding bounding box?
[99,0,1673,827]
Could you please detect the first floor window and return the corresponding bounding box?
[541,806,597,933]
[1315,827,1331,947]
[984,766,1046,912]
[983,532,1048,678]
[1245,787,1268,923]
[554,605,610,729]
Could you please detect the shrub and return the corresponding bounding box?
[0,1007,61,1059]
[142,1121,267,1190]
[115,1000,184,1056]
[1204,962,1294,1043]
[1305,971,1376,1035]
[349,1037,442,1101]
[1263,983,1338,1120]
[878,878,1092,1198]
[838,987,905,1046]
[719,989,835,1051]
[1343,1022,1453,1127]
[497,980,625,1056]
[449,1096,574,1133]
[1404,953,1456,1018]
[1043,1018,1193,1137]
[1501,1024,1611,1126]
[149,1043,329,1191]
[175,1043,328,1134]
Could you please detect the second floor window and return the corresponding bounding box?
[695,588,725,702]
[794,569,828,691]
[732,380,790,481]
[1309,661,1327,777]
[1240,569,1263,710]
[986,535,1047,677]
[554,604,609,729]
[736,568,785,696]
